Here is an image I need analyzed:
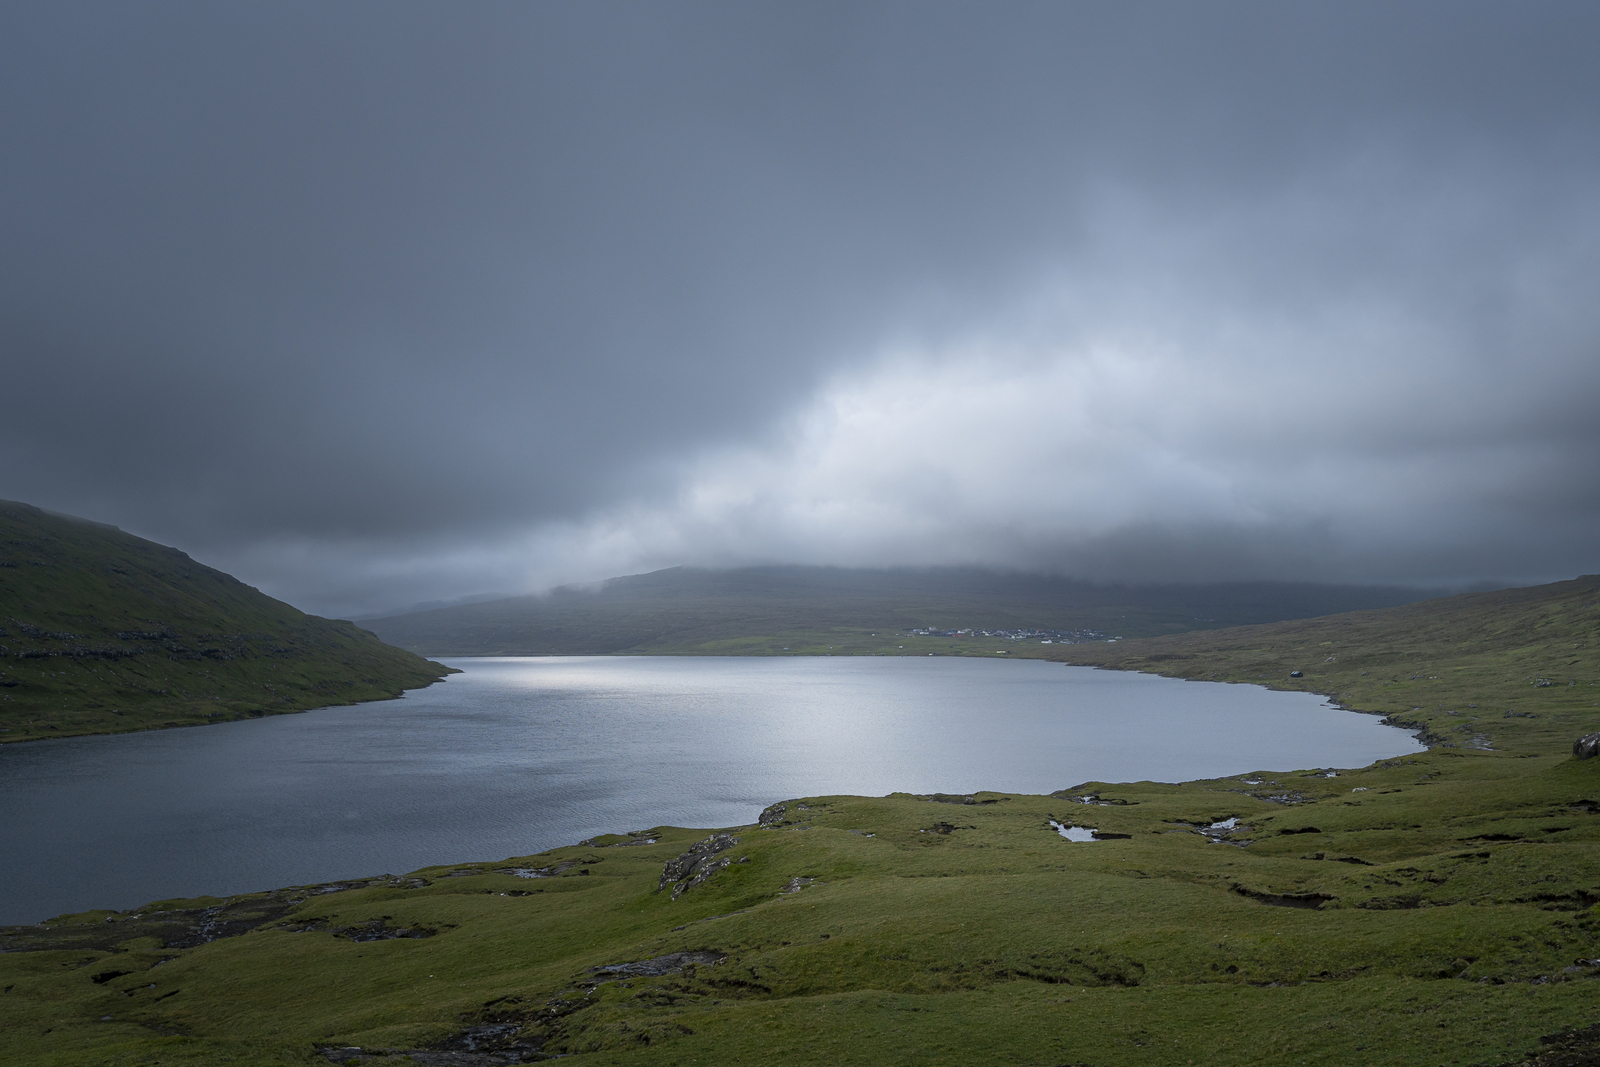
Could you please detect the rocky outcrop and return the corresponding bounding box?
[658,833,739,899]
[914,792,1001,805]
[589,950,724,979]
[1574,733,1600,760]
[1483,1021,1600,1067]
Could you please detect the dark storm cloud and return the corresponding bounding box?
[2,2,1598,615]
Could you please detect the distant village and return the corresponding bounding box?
[903,626,1120,644]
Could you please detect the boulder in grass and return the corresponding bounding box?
[1573,733,1600,760]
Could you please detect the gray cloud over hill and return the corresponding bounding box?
[3,2,1598,616]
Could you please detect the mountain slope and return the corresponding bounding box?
[363,564,1443,656]
[0,501,453,742]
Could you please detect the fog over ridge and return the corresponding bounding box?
[2,2,1597,616]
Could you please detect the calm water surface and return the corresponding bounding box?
[0,656,1422,923]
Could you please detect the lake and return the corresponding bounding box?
[0,656,1423,924]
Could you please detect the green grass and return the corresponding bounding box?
[3,762,1599,1065]
[3,576,1599,1065]
[1054,574,1600,761]
[0,501,454,743]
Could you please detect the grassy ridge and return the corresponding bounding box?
[362,565,1441,655]
[3,577,1599,1065]
[0,501,454,742]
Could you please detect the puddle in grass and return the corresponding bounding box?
[1050,820,1101,842]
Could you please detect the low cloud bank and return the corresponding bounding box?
[240,181,1600,618]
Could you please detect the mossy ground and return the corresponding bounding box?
[3,577,1597,1065]
[3,753,1599,1066]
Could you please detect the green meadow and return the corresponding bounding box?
[3,577,1598,1065]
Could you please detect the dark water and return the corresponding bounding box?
[0,656,1421,924]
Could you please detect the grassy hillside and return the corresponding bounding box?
[4,576,1598,1065]
[363,565,1442,656]
[0,501,454,742]
[1052,574,1600,760]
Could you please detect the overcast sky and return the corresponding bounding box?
[3,1,1598,617]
